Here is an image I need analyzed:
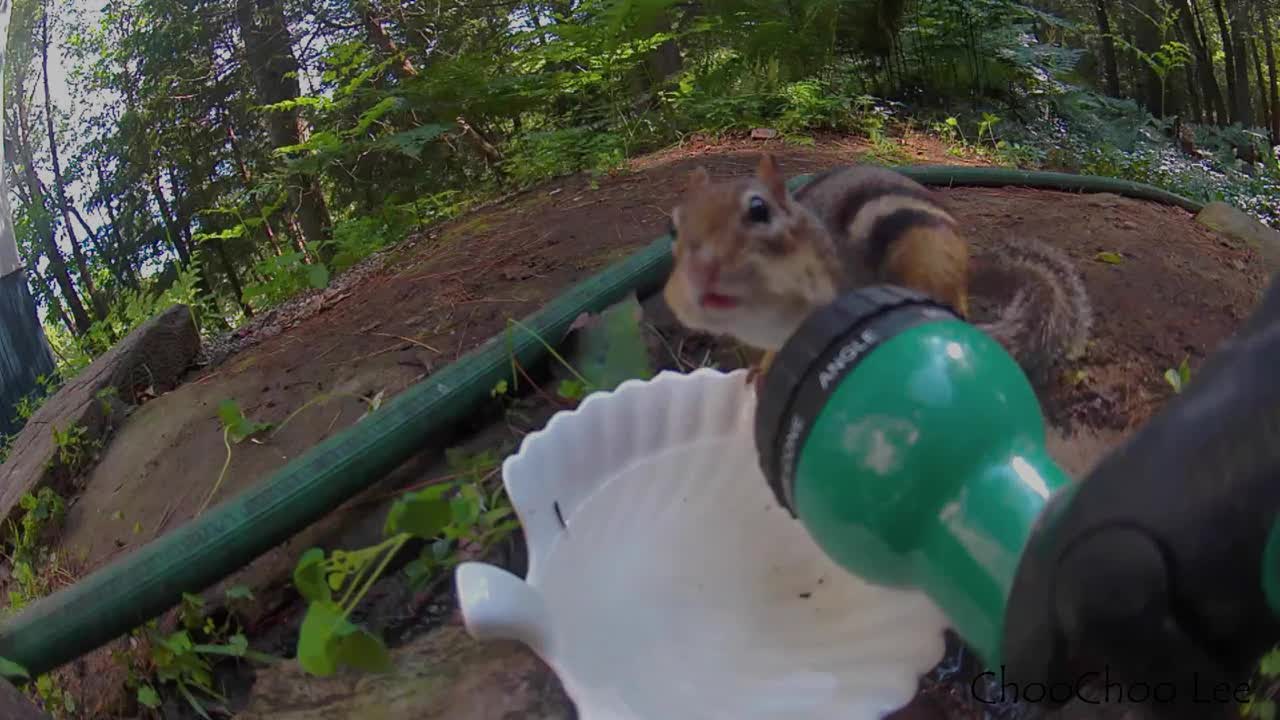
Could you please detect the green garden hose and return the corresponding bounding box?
[0,166,1206,678]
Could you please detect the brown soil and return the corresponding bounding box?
[45,131,1271,717]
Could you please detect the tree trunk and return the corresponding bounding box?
[1252,34,1269,128]
[95,160,141,282]
[150,175,190,265]
[39,3,107,320]
[1213,0,1243,123]
[1230,0,1255,123]
[357,0,417,78]
[1095,0,1123,97]
[1134,0,1166,115]
[31,267,75,338]
[6,104,91,334]
[1261,0,1280,143]
[213,238,251,316]
[225,121,284,256]
[1184,0,1229,123]
[69,205,134,290]
[1175,17,1204,121]
[236,0,334,263]
[354,4,505,170]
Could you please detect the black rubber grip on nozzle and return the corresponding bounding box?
[754,285,962,516]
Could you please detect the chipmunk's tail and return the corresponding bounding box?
[973,235,1093,388]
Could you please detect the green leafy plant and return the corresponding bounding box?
[1241,646,1280,718]
[129,590,277,718]
[199,399,274,516]
[5,488,68,613]
[1164,356,1191,394]
[976,112,1001,148]
[48,422,93,474]
[33,674,75,717]
[1100,0,1191,117]
[291,445,516,677]
[400,449,517,591]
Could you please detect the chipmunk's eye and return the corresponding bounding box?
[747,196,770,224]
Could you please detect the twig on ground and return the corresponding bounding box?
[370,332,440,353]
[327,342,406,366]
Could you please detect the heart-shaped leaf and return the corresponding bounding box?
[384,492,451,540]
[335,626,393,673]
[297,601,351,677]
[293,548,331,604]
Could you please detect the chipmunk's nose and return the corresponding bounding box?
[686,250,721,290]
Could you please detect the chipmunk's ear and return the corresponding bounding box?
[755,153,789,207]
[688,166,710,191]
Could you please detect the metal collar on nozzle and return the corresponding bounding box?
[753,285,964,516]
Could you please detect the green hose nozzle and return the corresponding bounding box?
[755,286,1073,667]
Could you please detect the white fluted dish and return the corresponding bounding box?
[455,367,949,719]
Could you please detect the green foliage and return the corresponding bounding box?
[400,448,516,592]
[242,251,330,309]
[0,656,29,681]
[217,399,273,444]
[564,292,655,394]
[33,674,75,717]
[120,589,276,717]
[200,399,273,515]
[4,488,67,614]
[505,127,630,186]
[292,444,515,677]
[1164,356,1191,394]
[49,422,94,474]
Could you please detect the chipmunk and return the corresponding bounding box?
[661,154,1092,390]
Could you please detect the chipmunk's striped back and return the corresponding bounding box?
[795,166,970,317]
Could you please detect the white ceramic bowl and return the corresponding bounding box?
[455,368,949,719]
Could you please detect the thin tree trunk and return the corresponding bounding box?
[236,0,334,262]
[1213,0,1243,123]
[40,3,106,320]
[357,1,417,77]
[7,106,91,333]
[1095,0,1123,96]
[150,175,190,265]
[1134,0,1166,115]
[94,161,138,281]
[213,238,251,316]
[1172,14,1204,121]
[1252,34,1269,128]
[1230,1,1255,123]
[354,4,505,169]
[31,266,75,337]
[68,205,134,290]
[1261,0,1280,143]
[149,173,219,322]
[225,124,284,256]
[1187,0,1229,123]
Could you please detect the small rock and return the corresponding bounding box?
[1195,201,1280,273]
[750,128,779,140]
[500,263,537,281]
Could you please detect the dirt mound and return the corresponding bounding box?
[46,135,1271,717]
